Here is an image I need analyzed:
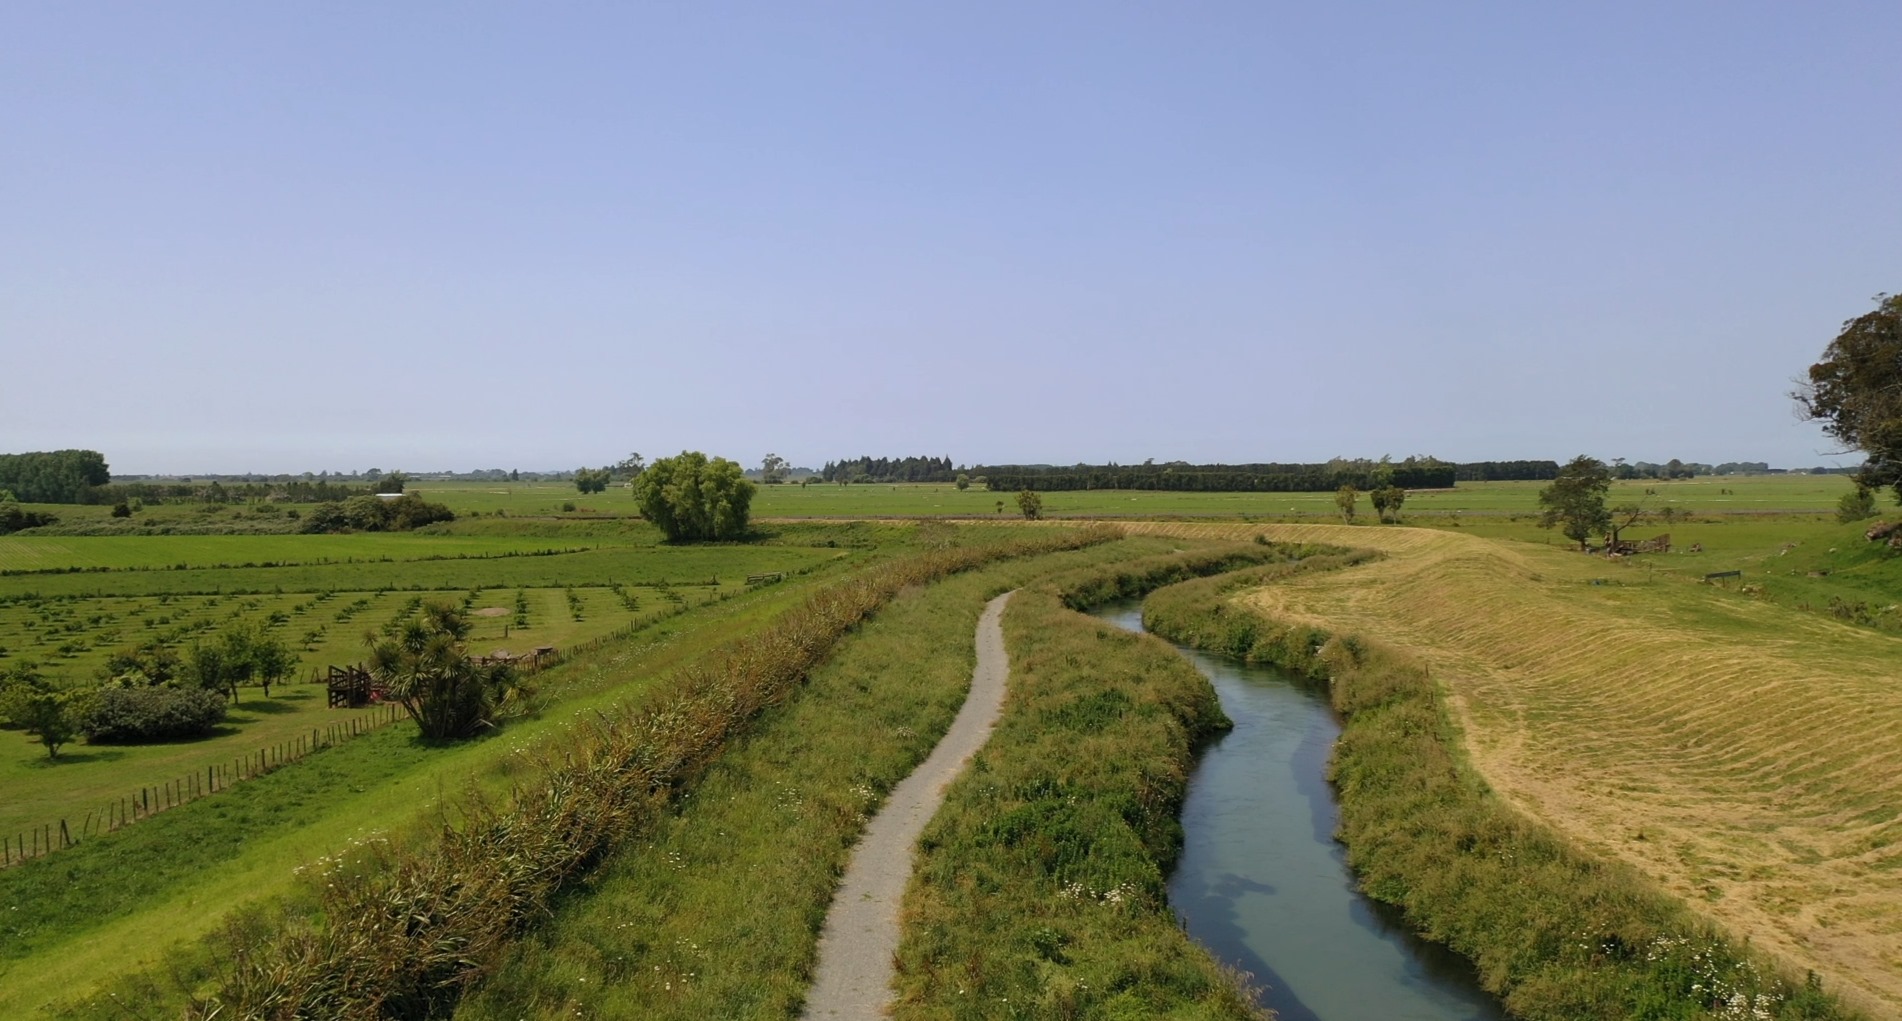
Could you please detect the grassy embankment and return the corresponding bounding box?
[888,548,1386,1021]
[459,536,1286,1018]
[1135,522,1873,1019]
[48,526,1116,1018]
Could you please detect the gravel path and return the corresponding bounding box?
[800,590,1016,1020]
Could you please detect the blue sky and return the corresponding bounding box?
[3,2,1897,474]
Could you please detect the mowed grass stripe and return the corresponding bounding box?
[1121,522,1902,1015]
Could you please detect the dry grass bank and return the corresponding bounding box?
[1119,521,1902,1016]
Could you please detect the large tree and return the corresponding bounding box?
[1797,292,1902,499]
[1539,455,1612,550]
[633,451,757,541]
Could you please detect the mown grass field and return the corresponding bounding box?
[1122,520,1902,1016]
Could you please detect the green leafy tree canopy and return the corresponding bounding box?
[633,451,757,541]
[1539,455,1612,550]
[1798,292,1902,500]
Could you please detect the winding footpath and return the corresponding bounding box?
[800,591,1015,1021]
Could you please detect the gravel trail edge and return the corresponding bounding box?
[799,590,1016,1020]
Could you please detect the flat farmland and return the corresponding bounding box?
[740,474,1857,519]
[0,526,852,851]
[0,533,602,573]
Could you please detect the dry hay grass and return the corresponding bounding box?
[1117,520,1902,1015]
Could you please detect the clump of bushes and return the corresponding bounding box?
[0,504,58,534]
[300,493,454,533]
[79,686,228,743]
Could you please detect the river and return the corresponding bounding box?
[1093,601,1505,1021]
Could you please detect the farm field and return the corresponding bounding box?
[729,473,1856,519]
[0,524,850,859]
[0,531,880,1016]
[0,532,608,572]
[1123,520,1902,1015]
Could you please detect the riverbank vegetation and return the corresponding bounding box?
[1142,553,1860,1020]
[889,547,1343,1020]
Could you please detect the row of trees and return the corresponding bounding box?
[0,450,111,503]
[981,461,1457,493]
[820,455,956,483]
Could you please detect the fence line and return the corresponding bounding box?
[2,702,403,870]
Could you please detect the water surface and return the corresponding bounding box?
[1094,601,1504,1021]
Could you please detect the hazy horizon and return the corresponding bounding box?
[6,3,1895,475]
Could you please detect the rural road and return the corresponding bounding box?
[800,590,1015,1021]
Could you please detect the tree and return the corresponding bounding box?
[1798,293,1902,500]
[1369,485,1407,523]
[373,471,408,495]
[1838,485,1879,523]
[185,620,299,702]
[4,688,76,760]
[574,467,612,494]
[760,453,789,485]
[955,473,970,491]
[615,452,645,478]
[369,602,524,739]
[633,451,757,541]
[1334,485,1359,523]
[1016,489,1043,520]
[1539,455,1612,550]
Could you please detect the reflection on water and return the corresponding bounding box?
[1094,602,1504,1021]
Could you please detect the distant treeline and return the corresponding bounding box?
[1454,460,1561,482]
[0,450,111,503]
[978,462,1458,493]
[84,480,378,506]
[820,455,956,483]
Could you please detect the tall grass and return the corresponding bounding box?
[182,527,1119,1019]
[1141,562,1859,1021]
[889,550,1308,1021]
[457,538,1204,1019]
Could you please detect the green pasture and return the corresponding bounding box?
[0,543,837,600]
[737,473,1858,520]
[0,524,857,876]
[1,551,861,1016]
[0,533,619,573]
[412,481,635,516]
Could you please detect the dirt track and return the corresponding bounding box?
[800,591,1015,1020]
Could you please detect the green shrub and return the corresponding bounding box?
[79,686,228,743]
